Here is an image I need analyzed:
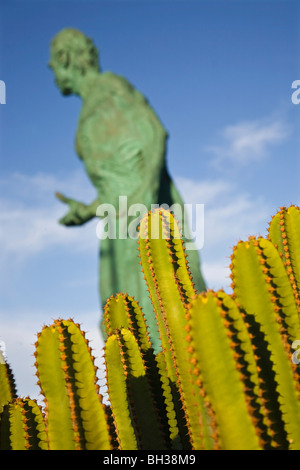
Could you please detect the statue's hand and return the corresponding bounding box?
[55,192,94,226]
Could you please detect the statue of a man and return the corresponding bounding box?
[49,28,205,351]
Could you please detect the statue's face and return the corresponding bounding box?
[48,46,73,96]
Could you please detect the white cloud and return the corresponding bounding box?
[0,171,107,401]
[0,170,95,204]
[201,261,231,293]
[174,177,231,205]
[0,170,269,270]
[0,171,99,271]
[0,308,105,403]
[0,203,98,259]
[175,176,271,291]
[206,117,289,166]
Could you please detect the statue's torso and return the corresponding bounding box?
[75,72,168,205]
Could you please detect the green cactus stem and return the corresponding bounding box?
[104,327,166,450]
[103,293,184,449]
[187,291,268,450]
[0,398,48,450]
[0,351,17,415]
[230,236,300,449]
[104,293,152,354]
[268,205,300,310]
[34,319,111,450]
[138,209,216,450]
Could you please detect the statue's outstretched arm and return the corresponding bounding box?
[55,192,100,226]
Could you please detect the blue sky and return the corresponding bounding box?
[0,0,300,401]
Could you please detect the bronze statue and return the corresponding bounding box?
[49,28,205,351]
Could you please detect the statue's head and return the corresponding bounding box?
[49,28,100,95]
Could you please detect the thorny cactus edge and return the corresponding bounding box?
[0,205,300,450]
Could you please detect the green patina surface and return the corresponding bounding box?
[49,28,205,350]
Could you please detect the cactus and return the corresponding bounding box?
[33,318,111,450]
[0,350,17,415]
[230,236,300,448]
[186,291,264,450]
[0,398,48,450]
[268,204,300,305]
[0,205,299,450]
[103,293,189,450]
[104,328,167,450]
[138,209,217,450]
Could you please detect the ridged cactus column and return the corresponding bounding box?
[104,327,166,450]
[34,319,111,450]
[230,235,300,448]
[0,398,48,450]
[138,209,216,450]
[268,204,300,306]
[0,351,17,415]
[103,293,185,450]
[186,291,267,450]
